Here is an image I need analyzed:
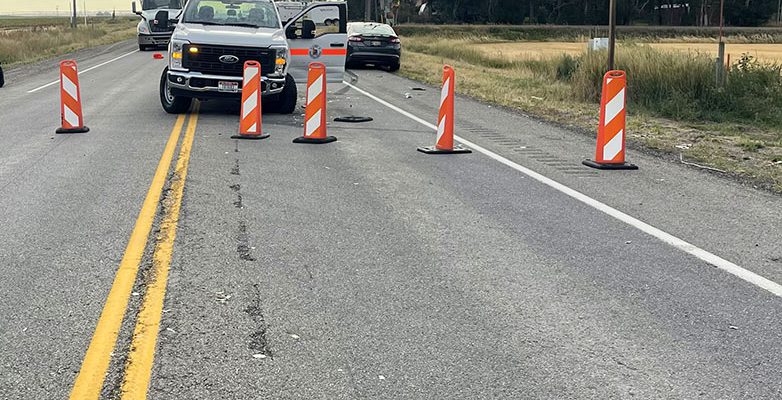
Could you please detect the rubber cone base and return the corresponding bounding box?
[293,136,337,144]
[582,159,639,170]
[56,126,90,134]
[334,116,373,123]
[231,133,270,140]
[417,146,472,154]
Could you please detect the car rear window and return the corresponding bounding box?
[349,24,396,36]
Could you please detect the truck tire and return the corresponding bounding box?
[159,68,192,114]
[139,44,149,51]
[271,74,297,114]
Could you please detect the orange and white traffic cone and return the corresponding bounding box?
[418,65,470,154]
[232,61,269,140]
[293,62,336,144]
[583,70,637,170]
[56,60,89,134]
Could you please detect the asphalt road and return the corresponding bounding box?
[0,40,780,399]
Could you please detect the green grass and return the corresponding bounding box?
[0,17,137,65]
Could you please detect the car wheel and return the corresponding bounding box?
[159,68,192,114]
[0,66,4,88]
[271,74,297,114]
[139,44,149,51]
[388,61,400,72]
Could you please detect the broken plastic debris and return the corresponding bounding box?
[253,354,267,359]
[289,334,300,340]
[378,375,386,380]
[729,325,739,330]
[675,143,692,150]
[404,93,412,99]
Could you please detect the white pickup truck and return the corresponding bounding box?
[158,0,348,114]
[132,0,184,50]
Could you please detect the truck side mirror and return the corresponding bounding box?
[154,10,170,29]
[132,1,140,15]
[285,25,297,39]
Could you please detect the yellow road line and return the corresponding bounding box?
[120,106,199,400]
[69,114,187,400]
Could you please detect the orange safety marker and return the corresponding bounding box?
[56,60,89,134]
[583,70,637,170]
[232,61,270,140]
[293,62,336,144]
[418,65,470,154]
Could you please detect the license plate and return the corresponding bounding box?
[218,81,239,93]
[371,41,382,46]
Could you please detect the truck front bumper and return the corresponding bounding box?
[139,33,172,47]
[167,70,286,98]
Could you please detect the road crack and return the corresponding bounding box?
[244,284,273,359]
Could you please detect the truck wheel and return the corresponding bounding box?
[159,68,192,114]
[139,44,149,51]
[273,74,298,114]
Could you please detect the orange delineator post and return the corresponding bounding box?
[418,65,470,154]
[232,61,269,140]
[293,62,336,144]
[583,70,637,170]
[56,60,89,134]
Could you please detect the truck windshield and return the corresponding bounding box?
[142,0,182,10]
[183,0,280,29]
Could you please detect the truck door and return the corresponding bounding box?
[284,2,347,84]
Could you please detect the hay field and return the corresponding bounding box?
[469,42,782,63]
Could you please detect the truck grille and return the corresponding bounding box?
[149,22,173,33]
[183,44,276,77]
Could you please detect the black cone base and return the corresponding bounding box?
[417,145,472,154]
[56,126,90,134]
[231,133,270,140]
[334,116,373,123]
[293,136,337,144]
[582,159,638,170]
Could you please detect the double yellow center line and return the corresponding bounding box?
[69,106,200,400]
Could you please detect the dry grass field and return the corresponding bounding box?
[470,42,782,63]
[0,17,137,65]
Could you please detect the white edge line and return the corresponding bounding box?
[344,81,782,298]
[27,49,140,93]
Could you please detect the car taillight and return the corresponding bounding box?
[390,37,401,44]
[349,36,364,42]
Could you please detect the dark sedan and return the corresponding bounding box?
[346,22,401,71]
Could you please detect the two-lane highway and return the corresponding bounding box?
[0,41,780,399]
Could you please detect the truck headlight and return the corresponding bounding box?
[170,40,188,71]
[272,46,288,76]
[138,21,150,34]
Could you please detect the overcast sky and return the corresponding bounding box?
[0,0,130,12]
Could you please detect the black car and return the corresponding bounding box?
[346,22,401,71]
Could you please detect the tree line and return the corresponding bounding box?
[347,0,782,27]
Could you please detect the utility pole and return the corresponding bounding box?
[716,0,726,86]
[71,0,77,28]
[364,0,371,21]
[608,0,617,71]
